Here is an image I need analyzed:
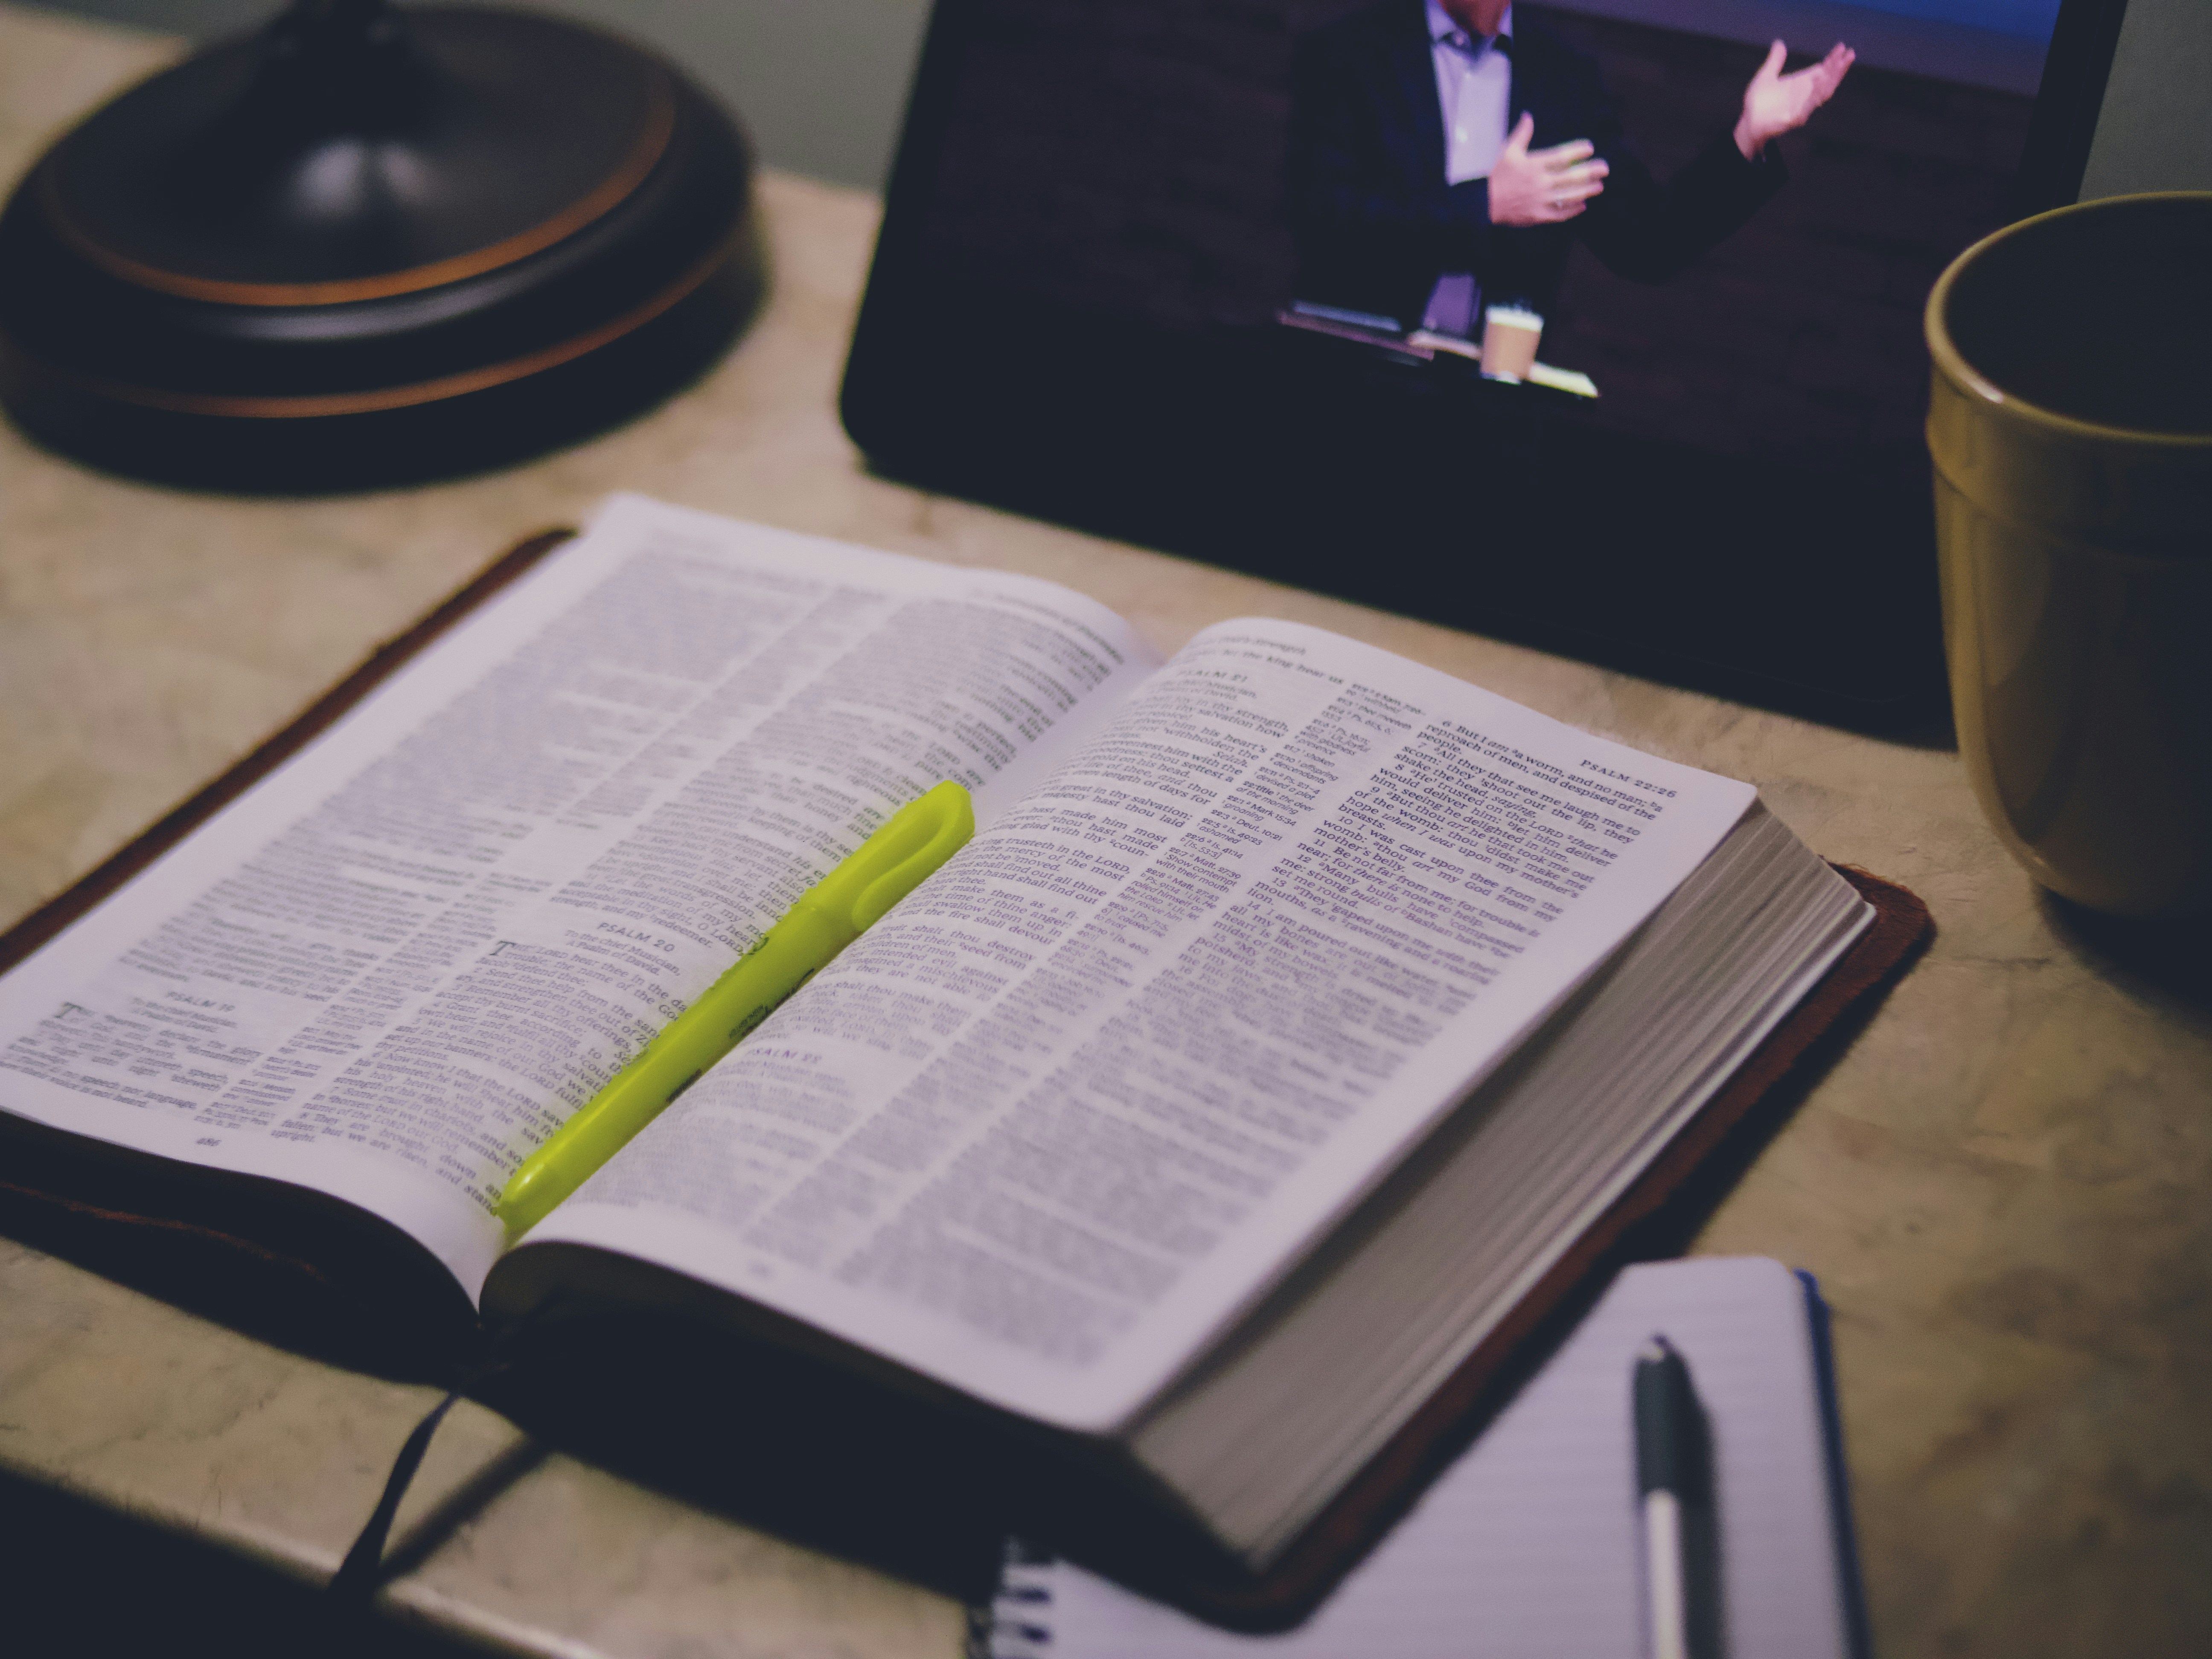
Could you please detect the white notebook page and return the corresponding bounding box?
[984,1256,1857,1659]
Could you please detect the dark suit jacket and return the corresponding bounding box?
[1287,0,1786,329]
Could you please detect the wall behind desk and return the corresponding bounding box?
[2079,0,2212,197]
[39,0,2207,202]
[25,0,2065,192]
[20,0,933,190]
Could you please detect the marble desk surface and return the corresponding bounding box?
[1,6,2206,1656]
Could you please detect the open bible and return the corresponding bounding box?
[0,496,1906,1598]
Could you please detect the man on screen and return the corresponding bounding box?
[1287,0,1853,338]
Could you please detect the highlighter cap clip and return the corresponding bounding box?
[810,780,975,932]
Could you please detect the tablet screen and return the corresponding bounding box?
[847,0,2075,727]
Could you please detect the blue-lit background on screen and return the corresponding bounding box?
[1847,0,2061,38]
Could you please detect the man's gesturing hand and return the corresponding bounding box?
[1734,41,1854,159]
[1487,113,1610,227]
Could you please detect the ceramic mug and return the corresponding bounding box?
[1926,192,2212,918]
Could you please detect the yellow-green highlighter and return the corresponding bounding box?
[496,780,975,1239]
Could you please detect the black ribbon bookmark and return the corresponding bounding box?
[326,1301,562,1615]
[326,1346,516,1610]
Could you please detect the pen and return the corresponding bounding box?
[1634,1334,1706,1659]
[496,780,976,1238]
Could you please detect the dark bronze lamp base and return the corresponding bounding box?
[0,0,760,492]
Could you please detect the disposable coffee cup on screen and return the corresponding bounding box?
[1481,304,1543,380]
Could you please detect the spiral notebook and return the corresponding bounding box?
[975,1256,1868,1659]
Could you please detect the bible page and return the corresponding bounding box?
[0,496,1158,1295]
[517,620,1758,1430]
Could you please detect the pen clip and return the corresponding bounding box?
[815,780,976,932]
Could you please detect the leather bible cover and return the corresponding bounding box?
[0,527,1933,1618]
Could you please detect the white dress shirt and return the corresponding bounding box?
[1422,0,1513,336]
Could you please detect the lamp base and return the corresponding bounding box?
[0,4,760,492]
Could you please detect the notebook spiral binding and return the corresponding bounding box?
[971,1539,1060,1659]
